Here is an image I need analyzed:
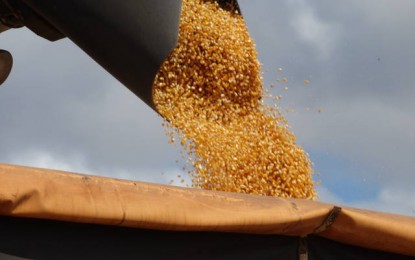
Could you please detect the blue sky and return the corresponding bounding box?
[1,0,415,216]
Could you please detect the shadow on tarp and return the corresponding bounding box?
[0,216,413,260]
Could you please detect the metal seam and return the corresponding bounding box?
[314,206,342,233]
[298,236,308,260]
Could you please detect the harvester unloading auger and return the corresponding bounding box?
[0,0,239,109]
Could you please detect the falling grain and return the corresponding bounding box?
[153,0,316,199]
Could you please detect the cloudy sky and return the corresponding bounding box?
[1,0,414,216]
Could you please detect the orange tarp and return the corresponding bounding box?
[1,163,414,256]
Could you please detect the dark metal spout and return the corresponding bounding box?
[1,0,242,111]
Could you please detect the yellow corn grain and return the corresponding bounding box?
[153,0,316,199]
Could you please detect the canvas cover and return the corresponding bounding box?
[0,163,414,258]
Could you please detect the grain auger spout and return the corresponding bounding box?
[0,0,240,110]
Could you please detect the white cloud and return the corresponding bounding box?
[355,0,415,26]
[6,149,92,175]
[316,185,344,205]
[5,148,191,188]
[95,165,191,187]
[286,95,415,186]
[289,0,338,60]
[317,185,415,217]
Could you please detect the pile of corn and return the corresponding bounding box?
[153,0,316,199]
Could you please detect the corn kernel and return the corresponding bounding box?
[153,0,316,199]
